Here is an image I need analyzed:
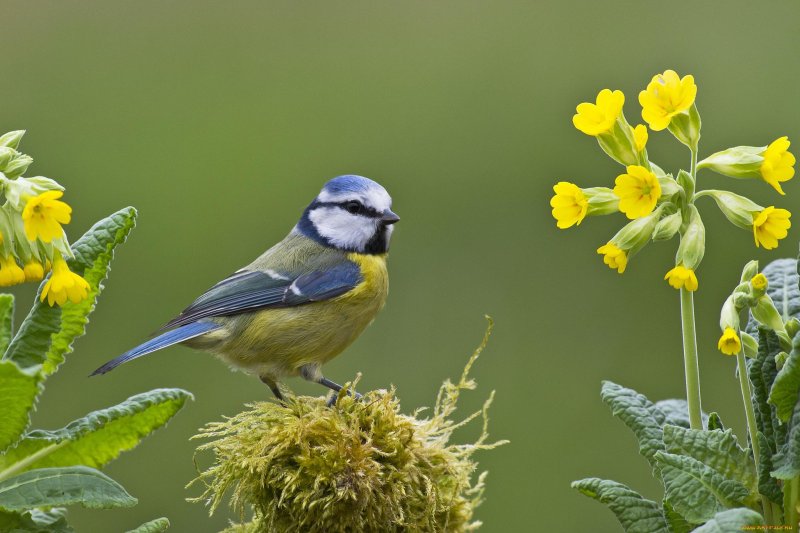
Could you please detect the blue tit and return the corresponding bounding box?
[92,175,399,402]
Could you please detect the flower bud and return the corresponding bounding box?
[0,130,25,150]
[3,154,33,179]
[751,295,786,334]
[676,205,704,269]
[786,317,800,338]
[658,176,682,198]
[740,260,759,283]
[776,351,789,370]
[750,273,768,298]
[611,206,663,254]
[740,331,758,358]
[4,176,65,211]
[652,211,682,241]
[676,169,694,200]
[596,117,639,167]
[698,190,763,230]
[583,187,619,216]
[667,103,701,150]
[719,295,740,331]
[0,148,15,168]
[697,145,764,178]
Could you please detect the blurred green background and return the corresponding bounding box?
[2,1,799,531]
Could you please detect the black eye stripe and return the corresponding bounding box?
[314,201,381,218]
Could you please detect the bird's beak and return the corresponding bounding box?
[381,209,400,225]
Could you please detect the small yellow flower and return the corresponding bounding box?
[23,260,45,282]
[550,182,589,229]
[632,124,648,152]
[717,327,741,356]
[613,165,661,219]
[597,243,627,274]
[760,136,795,195]
[638,70,697,131]
[573,89,625,136]
[0,257,25,287]
[664,265,699,292]
[752,206,791,250]
[751,273,768,291]
[40,258,90,306]
[22,190,72,243]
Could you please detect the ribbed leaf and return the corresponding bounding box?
[770,397,800,479]
[0,389,192,473]
[662,501,692,533]
[0,360,41,453]
[662,425,756,490]
[707,412,725,431]
[769,338,800,422]
[600,381,667,468]
[571,478,669,533]
[0,466,136,511]
[756,432,782,504]
[126,517,170,533]
[747,329,786,456]
[0,295,14,354]
[3,207,137,375]
[0,508,73,533]
[691,508,764,532]
[654,399,694,429]
[655,452,750,523]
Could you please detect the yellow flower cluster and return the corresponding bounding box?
[0,130,88,306]
[551,69,794,294]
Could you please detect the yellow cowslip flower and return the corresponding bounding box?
[760,136,795,195]
[753,206,791,249]
[597,243,627,274]
[550,182,588,229]
[23,260,45,282]
[664,265,699,292]
[0,257,25,287]
[751,273,768,291]
[638,70,697,131]
[613,165,661,219]
[22,190,72,243]
[632,124,648,152]
[572,89,625,136]
[717,327,741,356]
[40,258,90,306]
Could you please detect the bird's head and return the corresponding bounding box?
[297,175,399,254]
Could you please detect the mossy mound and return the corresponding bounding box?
[191,321,505,533]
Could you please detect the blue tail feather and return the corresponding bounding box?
[90,321,220,376]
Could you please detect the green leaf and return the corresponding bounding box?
[0,360,41,453]
[759,258,800,324]
[0,389,192,473]
[0,508,73,533]
[747,328,786,456]
[601,381,667,468]
[126,517,170,533]
[3,207,137,375]
[571,478,670,533]
[770,397,800,480]
[0,466,136,511]
[662,425,756,490]
[662,500,692,533]
[690,508,764,532]
[769,340,800,422]
[756,432,782,504]
[654,399,694,429]
[655,452,750,524]
[706,413,725,431]
[0,295,15,354]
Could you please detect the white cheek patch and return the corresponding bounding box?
[309,207,378,252]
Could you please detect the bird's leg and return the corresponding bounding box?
[259,375,285,402]
[300,364,362,406]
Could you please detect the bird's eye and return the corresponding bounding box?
[344,201,363,215]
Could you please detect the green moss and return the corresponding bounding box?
[189,319,506,532]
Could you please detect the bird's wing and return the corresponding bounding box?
[160,261,362,330]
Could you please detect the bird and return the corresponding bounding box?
[91,175,399,403]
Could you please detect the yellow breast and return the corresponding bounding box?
[216,253,389,378]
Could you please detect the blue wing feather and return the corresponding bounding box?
[90,321,221,375]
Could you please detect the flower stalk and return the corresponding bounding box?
[680,287,703,429]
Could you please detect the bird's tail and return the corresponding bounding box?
[90,321,221,376]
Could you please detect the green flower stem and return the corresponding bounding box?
[736,345,760,464]
[791,477,799,532]
[680,287,703,430]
